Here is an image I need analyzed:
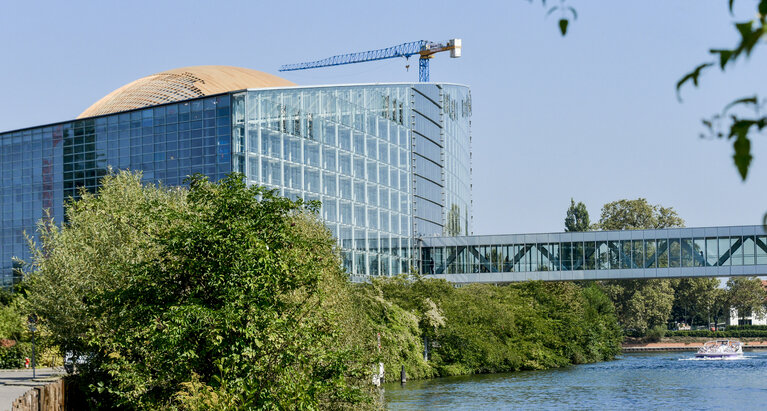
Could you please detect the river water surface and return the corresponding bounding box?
[384,351,767,409]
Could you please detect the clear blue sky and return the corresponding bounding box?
[1,1,765,235]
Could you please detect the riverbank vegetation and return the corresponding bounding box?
[357,276,622,382]
[14,171,623,409]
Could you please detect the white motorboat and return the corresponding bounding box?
[695,340,743,358]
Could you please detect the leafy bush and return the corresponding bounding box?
[358,277,622,379]
[0,342,31,369]
[25,172,375,409]
[645,325,667,342]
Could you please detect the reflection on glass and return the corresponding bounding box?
[681,238,693,267]
[561,243,573,271]
[573,242,584,270]
[585,242,596,270]
[693,238,706,267]
[657,239,669,268]
[718,238,731,266]
[644,239,656,268]
[669,239,681,267]
[632,240,644,269]
[757,236,767,265]
[731,236,744,266]
[597,241,609,270]
[743,236,756,265]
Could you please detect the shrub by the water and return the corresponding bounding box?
[355,277,623,381]
[22,171,624,408]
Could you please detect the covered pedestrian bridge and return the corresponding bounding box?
[419,225,767,283]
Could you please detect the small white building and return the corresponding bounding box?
[727,307,767,326]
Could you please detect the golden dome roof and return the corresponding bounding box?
[78,65,296,118]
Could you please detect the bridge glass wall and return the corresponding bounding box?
[421,229,767,275]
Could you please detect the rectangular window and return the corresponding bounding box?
[718,237,732,266]
[585,241,596,270]
[681,238,693,267]
[644,239,656,268]
[339,176,352,200]
[706,237,718,266]
[743,236,756,265]
[596,241,609,269]
[757,236,767,265]
[620,240,632,269]
[731,236,744,266]
[669,239,681,267]
[693,238,706,267]
[340,201,352,224]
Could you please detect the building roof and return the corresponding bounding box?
[78,65,296,118]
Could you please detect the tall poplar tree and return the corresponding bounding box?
[564,198,590,232]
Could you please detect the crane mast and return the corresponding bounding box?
[279,39,461,82]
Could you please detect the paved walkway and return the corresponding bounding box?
[0,368,65,411]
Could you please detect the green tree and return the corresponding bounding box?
[595,198,684,335]
[564,198,590,232]
[711,288,729,330]
[671,277,720,327]
[25,171,373,409]
[727,276,767,323]
[596,198,684,231]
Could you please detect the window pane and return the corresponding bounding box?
[731,236,744,266]
[597,241,609,269]
[585,242,596,270]
[705,237,718,266]
[632,240,644,268]
[609,241,621,269]
[657,239,669,268]
[718,237,731,266]
[743,236,756,265]
[669,239,681,267]
[644,239,657,268]
[620,240,632,269]
[693,238,706,267]
[757,236,767,265]
[681,238,693,267]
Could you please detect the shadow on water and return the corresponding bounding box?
[384,351,767,410]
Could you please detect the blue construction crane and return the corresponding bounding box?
[279,39,462,82]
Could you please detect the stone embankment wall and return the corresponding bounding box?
[11,379,65,411]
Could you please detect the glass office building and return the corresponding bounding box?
[0,66,473,284]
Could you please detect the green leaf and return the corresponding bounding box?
[723,95,759,113]
[732,135,752,180]
[729,0,735,14]
[675,62,714,100]
[735,20,762,56]
[559,18,569,36]
[760,0,767,17]
[710,49,734,69]
[736,21,753,38]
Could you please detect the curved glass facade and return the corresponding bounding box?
[230,83,472,277]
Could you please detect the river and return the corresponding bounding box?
[384,351,767,409]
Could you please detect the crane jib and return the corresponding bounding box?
[278,39,461,83]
